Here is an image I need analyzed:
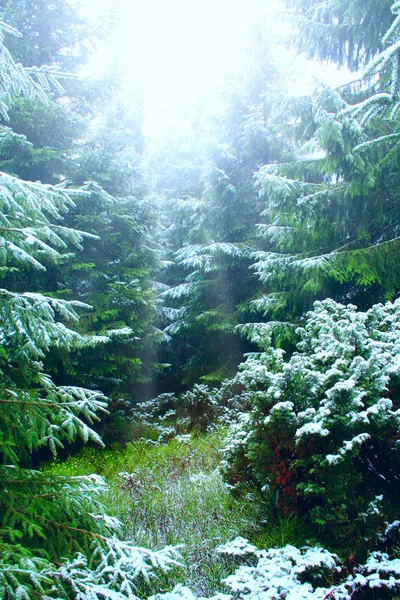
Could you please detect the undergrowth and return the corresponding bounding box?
[45,429,309,596]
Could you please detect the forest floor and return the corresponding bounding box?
[46,428,310,596]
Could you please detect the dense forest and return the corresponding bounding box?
[1,0,400,598]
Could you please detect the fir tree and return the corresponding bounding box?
[154,35,291,389]
[250,0,400,326]
[0,0,160,430]
[283,0,393,71]
[0,20,178,598]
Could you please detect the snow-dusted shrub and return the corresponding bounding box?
[223,545,400,599]
[133,393,178,422]
[151,538,400,599]
[134,384,238,435]
[223,299,400,549]
[213,380,255,425]
[180,384,221,432]
[221,542,342,599]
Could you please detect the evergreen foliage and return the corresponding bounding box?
[1,0,400,596]
[223,298,400,552]
[154,37,292,389]
[0,18,177,598]
[47,164,159,423]
[284,0,393,71]
[0,0,115,184]
[0,0,116,70]
[250,0,400,325]
[0,0,160,427]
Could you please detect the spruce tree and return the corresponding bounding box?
[250,0,400,326]
[0,20,177,598]
[154,35,292,390]
[283,0,393,70]
[0,0,161,429]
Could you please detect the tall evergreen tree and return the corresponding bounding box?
[218,2,400,574]
[0,22,177,597]
[249,0,400,328]
[0,0,106,68]
[0,0,116,184]
[154,36,292,390]
[283,0,393,70]
[0,0,160,427]
[48,100,160,423]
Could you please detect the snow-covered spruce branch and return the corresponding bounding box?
[0,290,122,361]
[161,282,197,300]
[364,39,400,79]
[0,20,76,118]
[353,132,400,153]
[0,530,182,600]
[175,242,250,273]
[0,387,107,461]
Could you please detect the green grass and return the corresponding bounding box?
[45,429,309,596]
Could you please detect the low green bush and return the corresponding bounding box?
[223,299,400,557]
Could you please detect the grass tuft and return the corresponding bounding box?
[45,429,309,595]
